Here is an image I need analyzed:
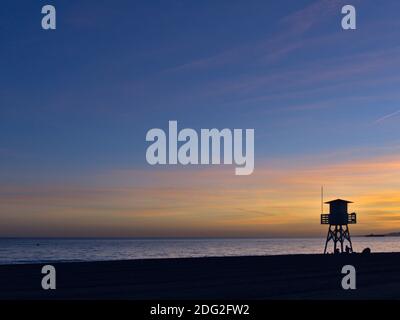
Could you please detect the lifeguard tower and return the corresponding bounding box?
[321,199,357,254]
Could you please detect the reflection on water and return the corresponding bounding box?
[0,237,399,264]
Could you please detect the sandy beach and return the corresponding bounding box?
[1,253,400,299]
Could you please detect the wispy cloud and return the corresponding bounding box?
[375,109,400,124]
[280,0,346,34]
[3,149,400,236]
[169,0,352,73]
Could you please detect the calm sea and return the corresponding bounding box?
[0,237,399,264]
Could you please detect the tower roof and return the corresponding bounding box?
[325,199,353,204]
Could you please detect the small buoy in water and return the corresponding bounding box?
[362,247,371,254]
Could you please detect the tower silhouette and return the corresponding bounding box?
[321,199,357,254]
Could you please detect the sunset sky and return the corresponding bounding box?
[2,0,400,237]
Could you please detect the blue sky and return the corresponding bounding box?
[1,0,400,173]
[2,0,400,236]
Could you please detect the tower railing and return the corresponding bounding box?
[348,212,356,224]
[320,214,329,224]
[320,212,357,225]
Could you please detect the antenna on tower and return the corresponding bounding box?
[321,185,324,214]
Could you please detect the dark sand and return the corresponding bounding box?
[1,253,400,299]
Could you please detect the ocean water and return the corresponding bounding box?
[0,237,399,265]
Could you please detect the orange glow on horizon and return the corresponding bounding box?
[2,153,400,237]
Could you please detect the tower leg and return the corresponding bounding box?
[343,225,353,253]
[340,225,344,253]
[324,227,330,254]
[324,224,353,254]
[333,225,338,253]
[348,232,353,253]
[324,225,334,254]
